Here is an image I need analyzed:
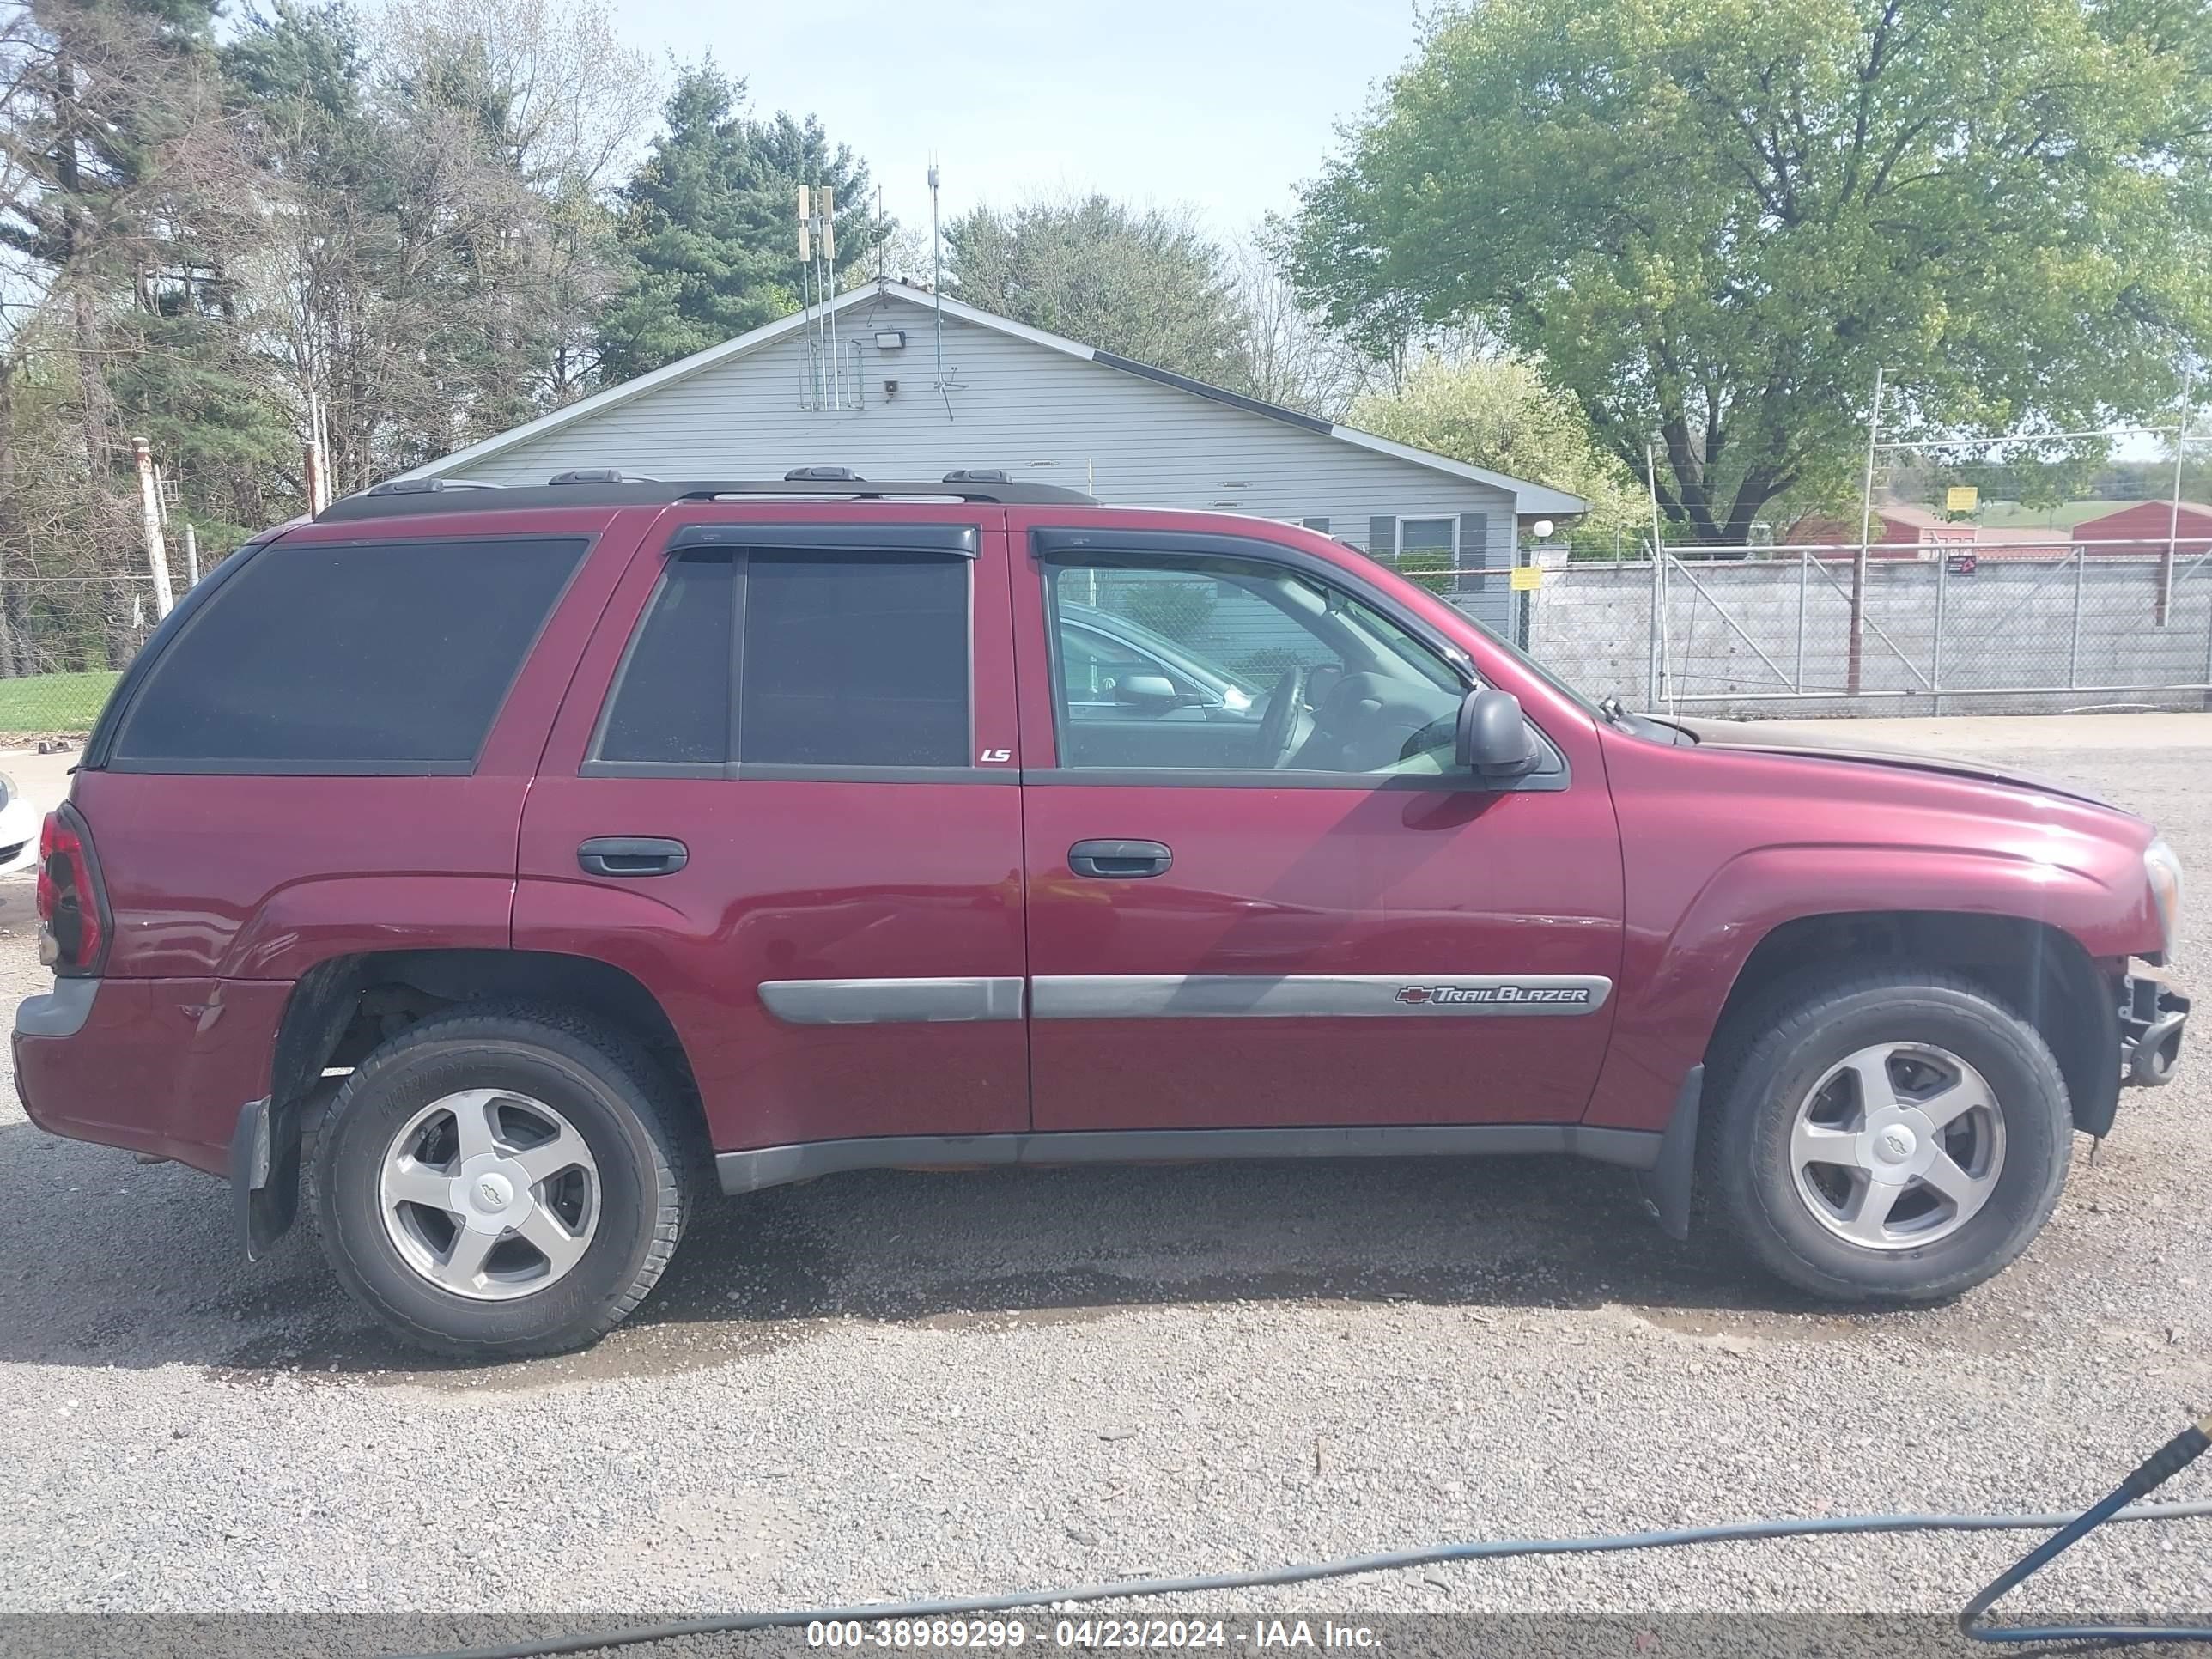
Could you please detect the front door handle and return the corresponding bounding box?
[1068,839,1173,879]
[578,836,689,878]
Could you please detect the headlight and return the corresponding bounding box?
[2145,837,2185,959]
[0,771,14,811]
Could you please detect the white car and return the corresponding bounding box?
[0,771,40,875]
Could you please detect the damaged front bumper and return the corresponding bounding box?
[2120,974,2191,1087]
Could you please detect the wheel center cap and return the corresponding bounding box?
[1875,1125,1917,1163]
[450,1153,533,1231]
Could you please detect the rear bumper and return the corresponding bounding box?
[2120,975,2190,1088]
[12,975,291,1176]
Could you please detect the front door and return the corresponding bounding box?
[1007,521,1626,1132]
[515,507,1029,1156]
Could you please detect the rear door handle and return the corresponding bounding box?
[1068,839,1173,879]
[578,836,689,878]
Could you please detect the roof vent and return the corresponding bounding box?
[943,468,1010,484]
[364,477,499,496]
[783,465,865,482]
[549,468,659,485]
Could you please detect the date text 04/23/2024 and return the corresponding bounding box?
[806,1620,1383,1650]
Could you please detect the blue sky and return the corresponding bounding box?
[615,0,1426,246]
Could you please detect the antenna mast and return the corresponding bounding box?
[928,159,945,393]
[798,185,819,410]
[799,183,845,410]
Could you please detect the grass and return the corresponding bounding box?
[0,669,119,737]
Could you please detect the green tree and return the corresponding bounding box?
[1287,0,2212,544]
[0,0,232,479]
[1348,358,1648,552]
[598,63,884,380]
[945,193,1252,388]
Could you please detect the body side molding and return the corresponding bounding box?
[1030,973,1613,1019]
[757,976,1024,1024]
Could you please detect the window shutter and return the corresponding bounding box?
[1458,513,1488,590]
[1367,517,1397,560]
[1301,517,1330,534]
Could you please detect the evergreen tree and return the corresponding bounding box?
[598,63,885,381]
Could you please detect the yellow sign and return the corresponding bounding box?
[1945,485,1979,513]
[1510,564,1543,591]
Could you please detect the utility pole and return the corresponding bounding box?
[1849,365,1885,696]
[2160,366,2191,627]
[132,437,174,619]
[1646,443,1668,709]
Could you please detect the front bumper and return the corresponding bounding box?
[2120,975,2190,1087]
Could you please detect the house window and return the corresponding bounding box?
[1395,516,1459,589]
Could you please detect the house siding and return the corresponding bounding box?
[446,290,1522,631]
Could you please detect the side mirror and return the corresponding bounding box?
[1455,688,1540,784]
[1115,673,1182,712]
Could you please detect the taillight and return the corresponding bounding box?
[37,805,107,975]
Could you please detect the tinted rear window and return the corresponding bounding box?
[595,551,733,764]
[738,552,969,767]
[111,536,586,770]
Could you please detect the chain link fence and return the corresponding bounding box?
[0,575,164,742]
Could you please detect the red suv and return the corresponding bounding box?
[13,474,2190,1358]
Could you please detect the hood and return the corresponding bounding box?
[1664,717,2124,811]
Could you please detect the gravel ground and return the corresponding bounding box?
[2,728,2209,1635]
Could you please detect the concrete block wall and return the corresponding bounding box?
[1487,555,2212,718]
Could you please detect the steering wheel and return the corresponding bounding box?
[1255,666,1309,769]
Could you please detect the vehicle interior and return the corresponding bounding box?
[1049,555,1468,773]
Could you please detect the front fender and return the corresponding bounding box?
[1581,841,2151,1132]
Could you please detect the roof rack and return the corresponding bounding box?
[319,473,1098,522]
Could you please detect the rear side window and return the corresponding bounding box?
[595,552,733,764]
[592,548,970,772]
[740,552,968,767]
[111,536,587,772]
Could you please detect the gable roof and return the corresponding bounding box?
[397,279,1588,518]
[2073,499,2212,529]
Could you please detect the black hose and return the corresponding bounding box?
[1956,1412,2212,1644]
[396,1492,2212,1659]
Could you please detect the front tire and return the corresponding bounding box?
[311,1004,691,1359]
[1703,969,2072,1303]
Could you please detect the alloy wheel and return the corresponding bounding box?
[1788,1042,2006,1250]
[378,1089,601,1300]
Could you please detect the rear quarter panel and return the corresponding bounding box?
[78,506,645,982]
[30,508,646,1171]
[1581,730,2161,1130]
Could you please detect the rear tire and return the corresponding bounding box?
[1702,969,2071,1303]
[311,1004,691,1359]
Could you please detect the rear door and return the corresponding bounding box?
[514,507,1029,1157]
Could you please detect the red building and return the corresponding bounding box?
[1784,503,2068,561]
[2072,501,2212,559]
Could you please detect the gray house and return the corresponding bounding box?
[399,280,1584,633]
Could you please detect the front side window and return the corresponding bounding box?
[1043,554,1465,775]
[593,545,971,771]
[112,535,588,770]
